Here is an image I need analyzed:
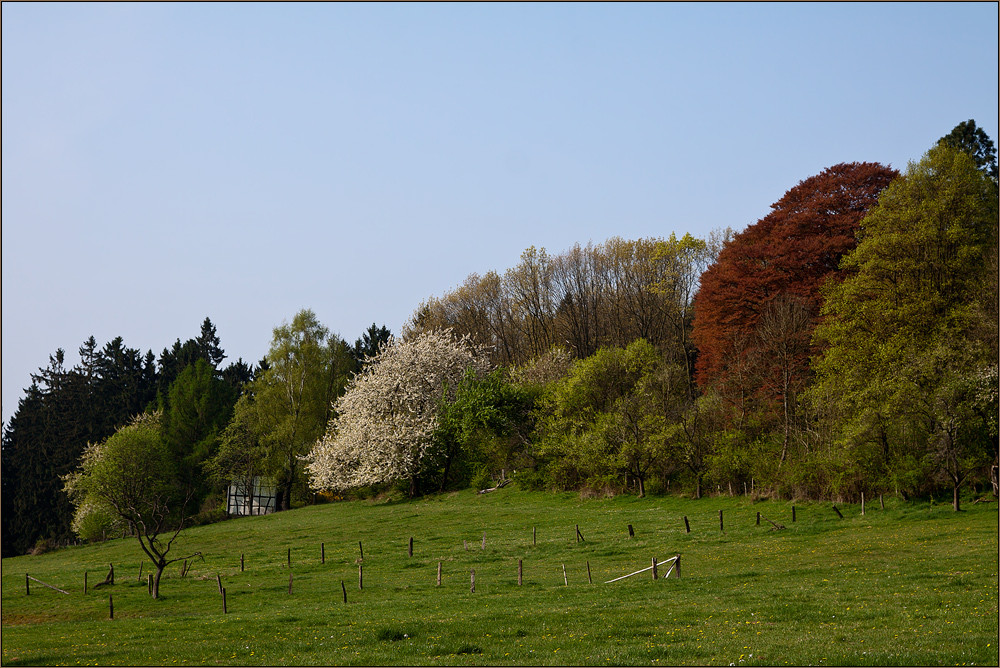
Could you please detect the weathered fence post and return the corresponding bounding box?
[719,510,724,533]
[288,573,293,594]
[518,559,523,585]
[684,516,690,533]
[222,587,227,614]
[437,562,442,587]
[651,557,658,580]
[241,553,244,572]
[25,574,29,596]
[109,594,113,620]
[217,573,223,594]
[359,541,363,560]
[674,554,681,578]
[287,548,291,568]
[562,564,568,586]
[342,580,347,603]
[861,492,866,515]
[470,570,476,593]
[832,505,844,519]
[587,560,592,584]
[359,564,363,590]
[409,537,414,557]
[322,543,325,564]
[756,512,761,526]
[627,524,634,538]
[533,527,536,545]
[576,525,584,542]
[84,571,88,594]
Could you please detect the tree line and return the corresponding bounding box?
[3,120,997,558]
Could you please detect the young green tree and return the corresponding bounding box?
[246,309,354,510]
[813,143,999,508]
[63,412,199,598]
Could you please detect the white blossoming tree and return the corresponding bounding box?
[305,329,490,496]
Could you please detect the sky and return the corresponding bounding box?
[3,2,998,426]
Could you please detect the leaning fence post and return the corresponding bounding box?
[832,505,844,519]
[587,560,592,584]
[683,516,690,533]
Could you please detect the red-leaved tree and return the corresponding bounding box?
[692,162,899,456]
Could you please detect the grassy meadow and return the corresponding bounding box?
[1,489,997,666]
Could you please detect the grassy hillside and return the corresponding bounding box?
[2,489,997,666]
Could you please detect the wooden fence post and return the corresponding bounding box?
[287,548,291,568]
[84,571,88,594]
[562,564,568,586]
[288,573,293,595]
[464,540,468,551]
[684,516,691,533]
[241,553,244,572]
[359,564,363,590]
[792,506,796,522]
[756,512,761,526]
[25,574,29,596]
[533,527,536,545]
[651,557,658,580]
[470,570,476,593]
[719,510,724,533]
[409,537,414,557]
[109,594,113,620]
[576,525,584,542]
[222,587,227,614]
[861,492,865,515]
[832,505,844,519]
[342,580,347,603]
[587,561,592,584]
[674,554,681,578]
[627,524,634,538]
[322,543,325,564]
[109,563,114,585]
[359,541,363,560]
[518,560,523,585]
[217,573,223,594]
[437,562,442,587]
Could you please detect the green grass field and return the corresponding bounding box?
[2,489,997,666]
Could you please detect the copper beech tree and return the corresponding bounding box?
[691,162,899,454]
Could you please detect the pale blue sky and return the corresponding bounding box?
[3,2,997,425]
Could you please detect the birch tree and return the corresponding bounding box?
[306,330,490,497]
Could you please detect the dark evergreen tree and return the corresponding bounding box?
[939,119,999,183]
[351,323,392,368]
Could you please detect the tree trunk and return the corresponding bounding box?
[409,474,419,498]
[637,475,645,498]
[695,474,703,499]
[953,483,961,512]
[152,563,165,599]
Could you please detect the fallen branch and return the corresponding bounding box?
[478,479,512,494]
[27,575,71,595]
[605,556,677,583]
[759,514,785,530]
